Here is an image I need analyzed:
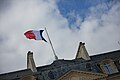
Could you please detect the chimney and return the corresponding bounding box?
[27,51,37,72]
[75,42,91,60]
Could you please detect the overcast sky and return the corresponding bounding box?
[0,0,120,74]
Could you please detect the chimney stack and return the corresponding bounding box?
[27,51,37,72]
[75,42,91,60]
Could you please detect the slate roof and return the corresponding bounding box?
[0,69,33,80]
[91,50,120,61]
[36,58,102,80]
[0,50,120,80]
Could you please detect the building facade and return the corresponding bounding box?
[0,42,120,80]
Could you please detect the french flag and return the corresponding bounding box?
[24,30,47,42]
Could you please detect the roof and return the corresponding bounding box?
[0,69,33,80]
[90,50,120,61]
[0,50,120,80]
[36,58,102,80]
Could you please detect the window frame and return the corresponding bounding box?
[100,59,119,74]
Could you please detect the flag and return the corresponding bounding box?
[24,30,47,42]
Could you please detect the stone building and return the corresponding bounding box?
[0,42,120,80]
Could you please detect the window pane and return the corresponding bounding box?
[103,64,113,74]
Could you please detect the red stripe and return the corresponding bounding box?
[24,30,36,40]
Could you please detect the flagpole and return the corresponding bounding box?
[45,27,58,60]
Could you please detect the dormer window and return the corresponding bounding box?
[86,63,92,71]
[103,63,114,74]
[100,59,119,74]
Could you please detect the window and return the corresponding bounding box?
[86,63,92,71]
[103,63,113,74]
[100,59,119,74]
[48,71,55,79]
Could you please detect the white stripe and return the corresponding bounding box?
[32,30,42,40]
